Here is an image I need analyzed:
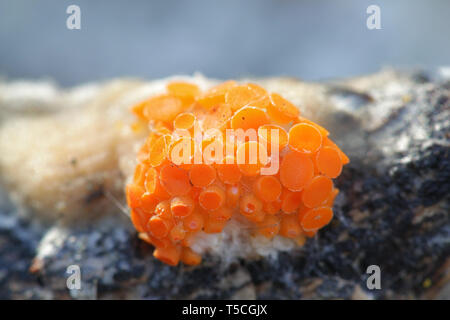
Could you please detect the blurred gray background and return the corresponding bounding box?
[0,0,449,86]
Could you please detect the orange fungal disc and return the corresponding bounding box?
[240,194,264,222]
[133,162,149,187]
[204,216,228,233]
[149,135,173,167]
[250,95,271,109]
[263,199,281,215]
[295,116,329,138]
[253,175,282,203]
[130,209,146,233]
[154,200,172,220]
[230,106,270,131]
[170,196,195,218]
[201,103,233,131]
[279,214,303,239]
[189,186,202,202]
[225,84,264,111]
[300,207,334,232]
[280,151,314,191]
[153,244,181,266]
[226,184,240,207]
[288,123,323,153]
[126,184,144,209]
[170,223,186,242]
[167,82,200,102]
[246,83,267,96]
[148,216,172,239]
[183,210,205,232]
[198,185,226,211]
[196,80,236,109]
[145,167,170,200]
[143,94,184,122]
[316,146,343,178]
[173,112,196,131]
[281,189,303,213]
[140,192,159,214]
[189,164,216,187]
[302,175,333,208]
[126,80,348,266]
[297,203,309,222]
[323,137,350,165]
[258,124,288,153]
[144,167,158,194]
[209,207,233,221]
[159,164,191,196]
[196,93,224,110]
[256,215,280,239]
[268,93,299,124]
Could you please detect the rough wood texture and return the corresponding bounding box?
[0,70,448,299]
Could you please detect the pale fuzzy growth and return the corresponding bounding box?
[0,75,215,223]
[0,74,331,261]
[0,79,146,222]
[190,216,297,264]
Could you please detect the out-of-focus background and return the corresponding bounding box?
[0,0,449,86]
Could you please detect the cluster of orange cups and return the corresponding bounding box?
[126,80,349,266]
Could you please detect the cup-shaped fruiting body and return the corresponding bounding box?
[126,80,349,266]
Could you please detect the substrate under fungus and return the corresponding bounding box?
[126,80,349,266]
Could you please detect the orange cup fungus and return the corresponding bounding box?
[126,80,349,266]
